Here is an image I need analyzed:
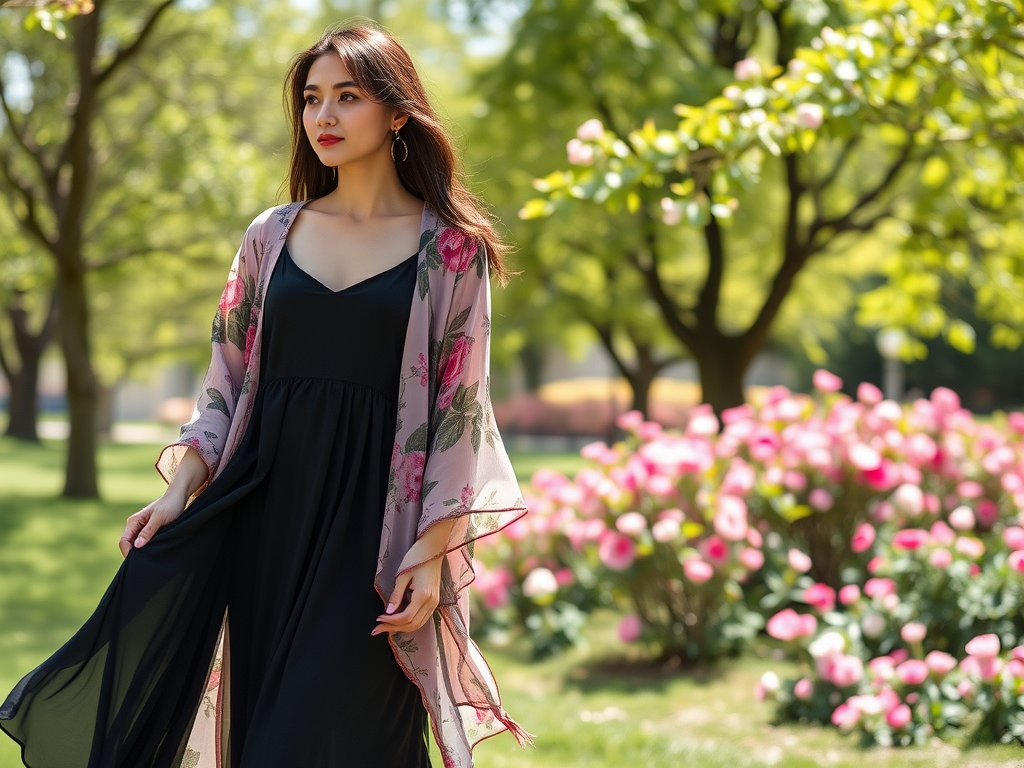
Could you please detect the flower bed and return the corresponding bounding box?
[471,370,1024,744]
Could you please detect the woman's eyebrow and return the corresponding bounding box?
[303,81,359,92]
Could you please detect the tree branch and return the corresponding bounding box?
[630,210,701,351]
[94,0,177,89]
[695,212,724,330]
[0,149,56,253]
[807,139,915,247]
[0,71,55,190]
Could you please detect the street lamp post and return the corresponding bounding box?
[876,328,907,402]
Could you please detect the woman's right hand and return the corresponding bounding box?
[119,491,189,558]
[119,446,209,558]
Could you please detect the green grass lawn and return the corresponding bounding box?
[0,437,1021,768]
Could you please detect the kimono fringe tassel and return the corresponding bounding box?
[498,710,535,748]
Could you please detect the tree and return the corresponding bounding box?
[519,0,1024,413]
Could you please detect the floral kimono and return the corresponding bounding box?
[157,200,530,767]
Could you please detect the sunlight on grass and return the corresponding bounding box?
[1,438,1021,768]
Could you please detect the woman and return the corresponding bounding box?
[0,22,529,768]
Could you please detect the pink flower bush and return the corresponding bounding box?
[472,373,1024,742]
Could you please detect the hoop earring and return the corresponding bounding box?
[391,128,409,163]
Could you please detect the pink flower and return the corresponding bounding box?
[956,679,974,698]
[651,517,680,543]
[976,499,999,528]
[788,548,812,573]
[838,584,861,605]
[931,386,961,413]
[1014,646,1024,663]
[829,655,864,687]
[566,138,596,166]
[886,703,912,730]
[437,227,478,273]
[965,633,1000,659]
[734,57,762,80]
[956,481,984,502]
[892,529,930,550]
[682,557,714,583]
[1004,527,1024,551]
[437,336,474,410]
[813,369,843,392]
[895,659,929,685]
[616,410,644,431]
[766,608,817,641]
[796,102,825,129]
[925,651,957,677]
[701,535,729,566]
[1009,550,1024,573]
[598,531,637,571]
[576,118,604,141]
[961,655,1003,682]
[739,547,765,571]
[948,505,975,531]
[714,495,748,541]
[809,488,834,511]
[830,702,860,730]
[900,622,926,644]
[616,511,647,537]
[395,450,426,503]
[849,443,882,471]
[851,523,876,553]
[794,677,814,701]
[929,520,956,545]
[864,577,895,598]
[618,614,643,643]
[954,536,985,559]
[857,382,883,405]
[1009,412,1024,435]
[802,582,836,612]
[929,548,952,569]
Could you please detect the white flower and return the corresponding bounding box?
[760,671,781,693]
[861,612,886,638]
[808,631,846,658]
[522,567,558,600]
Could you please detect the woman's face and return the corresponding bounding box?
[302,53,402,169]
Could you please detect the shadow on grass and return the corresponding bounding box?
[562,651,729,694]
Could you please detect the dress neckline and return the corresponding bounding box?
[283,244,417,294]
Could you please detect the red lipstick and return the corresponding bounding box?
[317,134,341,146]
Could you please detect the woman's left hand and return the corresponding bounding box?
[372,555,443,636]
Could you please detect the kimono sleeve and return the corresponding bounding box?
[155,224,260,488]
[417,237,527,583]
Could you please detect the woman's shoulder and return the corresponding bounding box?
[244,201,307,240]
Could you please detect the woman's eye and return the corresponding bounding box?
[340,93,356,102]
[304,95,318,105]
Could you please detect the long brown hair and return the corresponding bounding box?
[283,22,509,282]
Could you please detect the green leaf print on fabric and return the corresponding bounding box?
[405,422,428,453]
[205,387,230,417]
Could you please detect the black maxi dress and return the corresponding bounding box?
[0,244,432,768]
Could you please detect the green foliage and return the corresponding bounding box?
[515,0,1024,404]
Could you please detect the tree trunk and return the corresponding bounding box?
[519,342,546,392]
[1,290,56,441]
[694,340,748,415]
[5,353,44,441]
[59,272,99,498]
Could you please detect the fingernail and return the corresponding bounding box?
[386,603,396,614]
[134,537,145,547]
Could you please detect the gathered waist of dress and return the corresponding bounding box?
[258,374,400,405]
